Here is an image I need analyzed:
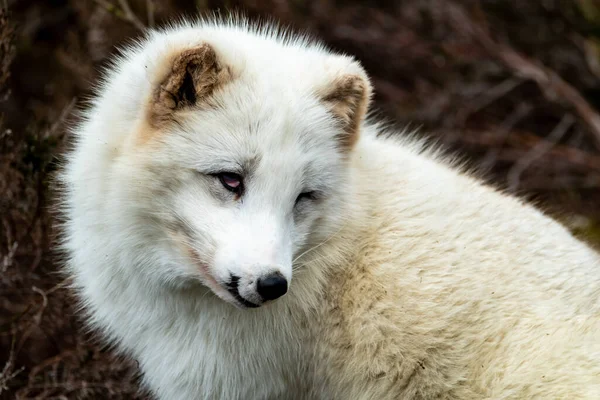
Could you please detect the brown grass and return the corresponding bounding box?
[2,0,600,398]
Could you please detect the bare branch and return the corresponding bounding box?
[458,77,525,125]
[93,0,146,31]
[446,3,600,150]
[117,0,145,31]
[435,128,600,172]
[480,102,533,171]
[0,335,24,394]
[146,0,155,28]
[44,97,77,141]
[507,114,575,191]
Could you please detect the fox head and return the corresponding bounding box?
[69,23,371,309]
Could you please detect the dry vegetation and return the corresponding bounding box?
[2,0,600,398]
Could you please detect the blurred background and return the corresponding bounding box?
[2,0,600,398]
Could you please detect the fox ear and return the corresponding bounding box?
[149,44,229,126]
[318,63,372,149]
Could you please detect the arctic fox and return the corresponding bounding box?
[60,17,600,400]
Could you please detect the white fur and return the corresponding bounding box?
[59,16,600,399]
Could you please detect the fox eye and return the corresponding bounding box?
[217,172,243,194]
[295,191,316,206]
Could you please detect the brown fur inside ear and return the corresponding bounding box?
[150,44,228,126]
[322,75,371,149]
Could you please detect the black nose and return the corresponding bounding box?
[256,272,288,301]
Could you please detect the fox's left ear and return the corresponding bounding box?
[317,59,372,149]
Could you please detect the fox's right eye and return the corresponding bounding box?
[216,172,244,195]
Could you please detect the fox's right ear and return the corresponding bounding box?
[149,44,229,126]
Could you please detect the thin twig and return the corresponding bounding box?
[572,33,600,82]
[480,102,533,171]
[46,278,73,295]
[93,0,145,31]
[118,0,145,31]
[0,334,24,394]
[507,114,575,191]
[146,0,155,28]
[457,77,525,125]
[517,173,600,191]
[1,217,18,272]
[434,128,600,171]
[1,242,18,272]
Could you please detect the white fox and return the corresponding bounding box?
[60,16,600,399]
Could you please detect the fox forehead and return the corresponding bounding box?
[160,84,344,168]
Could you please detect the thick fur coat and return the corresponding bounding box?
[59,17,600,399]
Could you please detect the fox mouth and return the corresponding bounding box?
[224,275,260,308]
[169,229,274,309]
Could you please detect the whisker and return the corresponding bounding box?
[292,222,347,268]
